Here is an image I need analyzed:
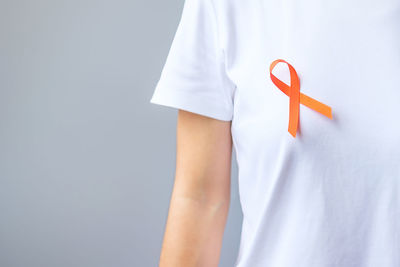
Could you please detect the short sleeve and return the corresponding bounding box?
[149,0,236,121]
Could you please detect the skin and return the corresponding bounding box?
[159,109,233,267]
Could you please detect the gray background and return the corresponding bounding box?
[0,0,242,266]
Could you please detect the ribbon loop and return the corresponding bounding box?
[269,59,333,137]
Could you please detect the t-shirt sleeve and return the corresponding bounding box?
[149,0,236,121]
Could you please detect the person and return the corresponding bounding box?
[149,0,400,266]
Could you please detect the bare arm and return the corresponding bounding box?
[159,109,233,267]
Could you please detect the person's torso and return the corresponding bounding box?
[214,0,400,266]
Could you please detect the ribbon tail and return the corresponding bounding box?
[288,64,301,137]
[300,93,333,119]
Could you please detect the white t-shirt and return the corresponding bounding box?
[149,0,400,266]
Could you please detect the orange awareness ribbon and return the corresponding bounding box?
[269,59,333,137]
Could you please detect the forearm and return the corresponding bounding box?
[159,190,230,267]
